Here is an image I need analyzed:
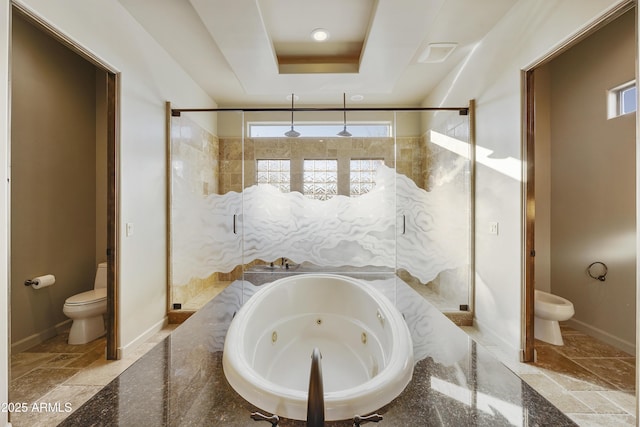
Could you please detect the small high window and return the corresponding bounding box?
[608,81,637,118]
[256,159,290,193]
[303,159,337,200]
[350,159,385,196]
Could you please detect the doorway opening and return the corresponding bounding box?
[523,0,636,401]
[8,1,120,381]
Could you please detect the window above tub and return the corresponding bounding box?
[303,159,337,200]
[350,158,385,197]
[256,159,291,193]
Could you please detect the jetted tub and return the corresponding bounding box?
[222,274,414,421]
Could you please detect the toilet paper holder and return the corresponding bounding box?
[24,274,56,288]
[587,261,608,282]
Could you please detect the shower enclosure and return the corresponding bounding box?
[168,104,474,314]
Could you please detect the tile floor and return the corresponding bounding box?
[461,324,636,427]
[9,325,178,427]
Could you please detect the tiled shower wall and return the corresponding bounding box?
[170,116,220,305]
[217,136,424,281]
[219,136,424,195]
[396,136,424,189]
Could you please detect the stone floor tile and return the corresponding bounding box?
[567,413,636,427]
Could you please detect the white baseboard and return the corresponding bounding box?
[117,316,168,359]
[11,319,72,353]
[565,318,635,355]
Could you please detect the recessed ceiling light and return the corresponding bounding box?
[311,28,330,42]
[350,94,364,102]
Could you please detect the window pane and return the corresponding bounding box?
[621,86,637,115]
[256,159,291,192]
[349,159,385,197]
[302,159,338,200]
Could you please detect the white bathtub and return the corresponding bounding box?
[222,274,414,421]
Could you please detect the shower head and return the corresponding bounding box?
[337,126,352,137]
[284,127,301,138]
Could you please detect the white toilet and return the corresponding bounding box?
[534,289,574,345]
[63,262,108,345]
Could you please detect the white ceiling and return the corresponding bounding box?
[118,0,517,108]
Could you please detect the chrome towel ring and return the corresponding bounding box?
[587,261,608,282]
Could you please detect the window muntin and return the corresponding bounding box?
[350,159,385,196]
[303,159,338,200]
[256,159,290,193]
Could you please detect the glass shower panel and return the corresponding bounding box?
[169,111,243,310]
[169,107,472,313]
[241,109,397,287]
[395,110,472,312]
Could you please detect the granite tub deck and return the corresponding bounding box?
[59,278,576,427]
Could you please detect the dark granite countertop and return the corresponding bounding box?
[59,277,577,427]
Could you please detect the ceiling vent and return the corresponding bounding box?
[417,43,457,63]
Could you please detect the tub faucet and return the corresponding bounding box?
[307,347,324,427]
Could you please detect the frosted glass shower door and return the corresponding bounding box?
[169,111,243,310]
[395,110,472,312]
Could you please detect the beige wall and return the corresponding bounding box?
[547,9,635,350]
[10,13,98,347]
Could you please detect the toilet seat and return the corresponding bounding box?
[65,288,106,306]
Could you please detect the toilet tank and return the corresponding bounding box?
[94,262,108,289]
